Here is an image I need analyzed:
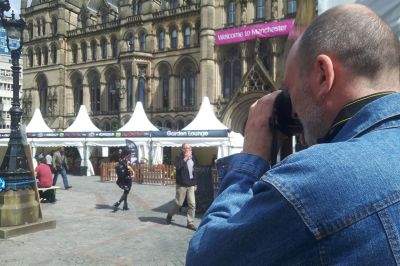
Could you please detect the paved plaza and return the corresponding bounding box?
[0,175,203,266]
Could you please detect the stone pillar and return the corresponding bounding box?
[199,0,216,103]
[169,75,175,110]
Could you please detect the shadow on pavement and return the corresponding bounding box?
[138,216,188,229]
[95,204,115,210]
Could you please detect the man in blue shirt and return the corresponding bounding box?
[187,4,400,265]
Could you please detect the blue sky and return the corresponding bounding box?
[7,0,21,18]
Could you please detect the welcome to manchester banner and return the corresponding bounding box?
[215,19,295,46]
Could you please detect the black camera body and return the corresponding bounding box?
[270,90,303,136]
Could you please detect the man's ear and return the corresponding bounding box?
[310,54,335,101]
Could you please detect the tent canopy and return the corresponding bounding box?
[26,108,53,133]
[118,102,159,131]
[183,97,228,130]
[64,105,101,132]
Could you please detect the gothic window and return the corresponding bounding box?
[222,59,241,98]
[91,40,97,60]
[51,44,57,63]
[166,121,172,129]
[111,37,118,58]
[223,61,231,98]
[101,38,107,59]
[36,19,41,36]
[81,42,87,62]
[287,0,296,15]
[41,18,45,35]
[72,76,83,114]
[138,0,143,14]
[158,31,165,50]
[132,1,137,15]
[72,44,78,63]
[108,74,120,112]
[102,13,108,24]
[139,32,146,51]
[43,47,48,65]
[181,66,195,107]
[36,48,42,66]
[171,28,177,49]
[183,26,191,48]
[81,15,88,29]
[38,78,48,116]
[126,75,133,111]
[256,0,265,19]
[127,33,135,51]
[89,74,101,113]
[138,77,145,106]
[28,23,33,40]
[227,0,236,25]
[177,120,184,130]
[28,49,33,67]
[171,0,177,9]
[162,77,169,109]
[195,22,200,46]
[51,17,57,36]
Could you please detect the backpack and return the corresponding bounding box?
[115,164,128,179]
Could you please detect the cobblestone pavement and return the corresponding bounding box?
[0,175,202,266]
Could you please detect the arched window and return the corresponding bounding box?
[132,1,137,15]
[139,32,146,51]
[138,77,145,106]
[28,23,33,40]
[103,121,111,131]
[162,77,169,109]
[111,37,118,58]
[227,0,236,24]
[43,47,48,65]
[108,74,120,112]
[223,61,231,98]
[222,59,241,98]
[36,48,42,66]
[36,19,41,36]
[72,44,78,63]
[183,26,191,47]
[91,40,97,60]
[158,31,165,50]
[89,73,101,113]
[38,78,48,116]
[127,33,135,51]
[287,0,297,15]
[28,49,33,67]
[195,22,200,46]
[42,18,46,35]
[171,0,177,9]
[51,44,57,63]
[81,42,87,62]
[256,0,265,19]
[51,17,57,36]
[101,38,107,59]
[171,28,177,49]
[72,76,83,114]
[233,60,241,89]
[177,120,184,130]
[126,75,133,111]
[138,0,143,14]
[181,67,195,107]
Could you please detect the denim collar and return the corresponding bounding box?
[319,91,396,143]
[331,92,400,143]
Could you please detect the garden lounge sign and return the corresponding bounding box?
[215,19,295,46]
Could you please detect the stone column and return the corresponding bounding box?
[199,0,216,103]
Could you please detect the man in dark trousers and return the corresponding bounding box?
[166,143,197,231]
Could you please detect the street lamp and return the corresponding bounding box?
[0,3,41,228]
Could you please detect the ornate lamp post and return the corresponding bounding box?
[0,1,41,229]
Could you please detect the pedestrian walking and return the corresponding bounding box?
[52,147,72,189]
[113,148,134,211]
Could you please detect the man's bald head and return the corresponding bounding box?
[297,4,399,83]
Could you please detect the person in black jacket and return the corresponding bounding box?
[113,148,134,211]
[166,143,197,231]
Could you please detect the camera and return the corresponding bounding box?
[269,90,303,136]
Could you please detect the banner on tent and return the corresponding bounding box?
[152,130,228,138]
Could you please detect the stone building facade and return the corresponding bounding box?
[20,0,297,134]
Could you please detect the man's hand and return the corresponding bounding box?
[243,91,282,162]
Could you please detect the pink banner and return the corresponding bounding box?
[215,19,295,46]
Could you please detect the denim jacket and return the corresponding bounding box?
[186,93,400,266]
